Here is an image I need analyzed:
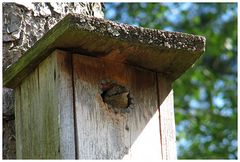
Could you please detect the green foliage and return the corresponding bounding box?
[105,3,237,159]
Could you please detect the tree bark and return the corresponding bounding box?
[2,2,104,159]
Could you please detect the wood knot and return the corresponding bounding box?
[99,79,134,114]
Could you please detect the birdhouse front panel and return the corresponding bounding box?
[72,53,162,159]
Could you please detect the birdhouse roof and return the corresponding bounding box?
[3,13,206,88]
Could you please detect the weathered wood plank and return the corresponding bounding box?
[15,66,42,158]
[37,52,60,159]
[123,63,162,160]
[126,111,162,160]
[15,86,22,159]
[157,75,177,160]
[14,50,75,159]
[28,67,42,158]
[55,51,76,159]
[72,54,161,159]
[3,13,205,89]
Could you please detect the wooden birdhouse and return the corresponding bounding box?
[3,14,206,160]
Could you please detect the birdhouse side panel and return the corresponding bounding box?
[158,75,177,159]
[14,50,76,159]
[14,61,60,159]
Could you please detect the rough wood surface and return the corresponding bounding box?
[14,50,75,159]
[14,87,22,159]
[158,75,177,159]
[125,111,162,160]
[3,13,206,88]
[55,50,76,159]
[72,54,161,159]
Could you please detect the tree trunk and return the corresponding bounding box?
[2,2,104,159]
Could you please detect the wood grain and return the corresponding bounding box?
[72,54,161,159]
[157,75,177,160]
[15,86,23,158]
[14,50,75,159]
[55,51,76,159]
